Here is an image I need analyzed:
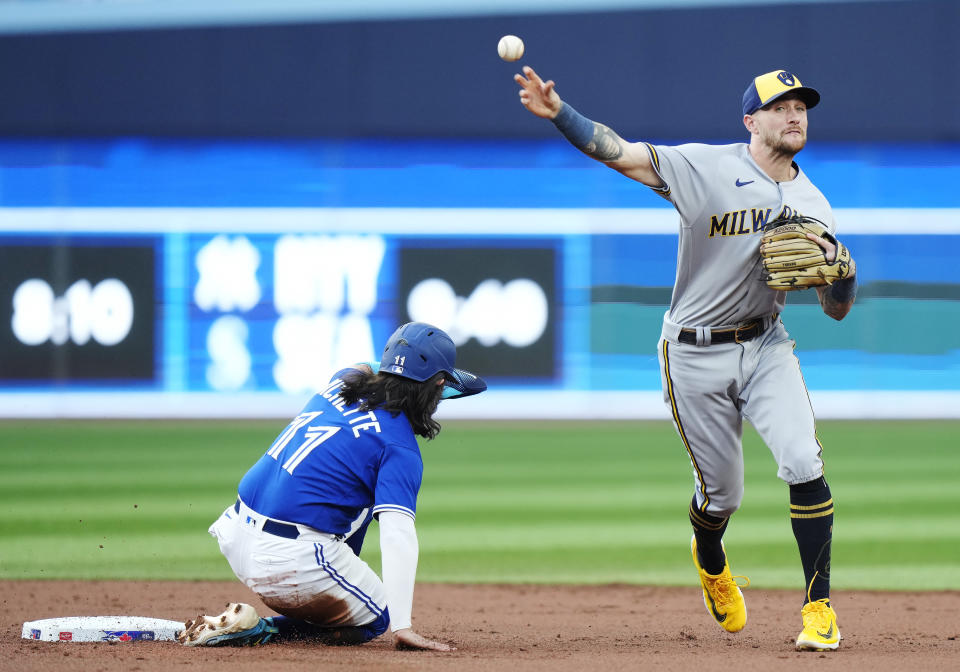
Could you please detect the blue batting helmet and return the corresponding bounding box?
[379,322,457,383]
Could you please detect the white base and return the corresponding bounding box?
[22,616,184,642]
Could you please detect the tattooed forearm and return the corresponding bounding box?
[584,124,625,161]
[552,103,626,161]
[817,282,855,321]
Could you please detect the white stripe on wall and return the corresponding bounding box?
[0,207,957,235]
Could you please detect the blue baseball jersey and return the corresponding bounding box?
[237,368,424,537]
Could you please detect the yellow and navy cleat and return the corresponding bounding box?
[177,602,278,647]
[796,598,841,651]
[691,535,750,633]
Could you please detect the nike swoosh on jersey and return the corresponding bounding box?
[735,178,754,187]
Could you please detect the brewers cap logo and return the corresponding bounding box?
[777,71,796,86]
[742,69,820,115]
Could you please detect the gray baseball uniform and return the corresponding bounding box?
[519,64,845,645]
[648,142,833,516]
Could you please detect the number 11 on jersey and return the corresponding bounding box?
[266,411,342,475]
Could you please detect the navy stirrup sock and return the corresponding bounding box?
[790,477,834,603]
[689,496,729,575]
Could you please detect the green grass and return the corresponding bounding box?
[1,419,958,590]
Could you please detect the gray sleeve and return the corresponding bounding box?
[791,170,838,235]
[825,212,838,235]
[817,195,838,235]
[644,143,710,223]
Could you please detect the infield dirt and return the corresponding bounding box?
[3,580,959,671]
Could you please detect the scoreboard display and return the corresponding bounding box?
[0,137,957,418]
[0,226,561,395]
[0,238,157,383]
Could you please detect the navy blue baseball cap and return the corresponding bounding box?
[380,322,486,398]
[742,69,820,116]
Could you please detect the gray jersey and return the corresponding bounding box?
[645,142,835,327]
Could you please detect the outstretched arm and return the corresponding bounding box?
[379,511,455,652]
[514,65,663,188]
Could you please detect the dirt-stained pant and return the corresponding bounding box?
[209,499,388,638]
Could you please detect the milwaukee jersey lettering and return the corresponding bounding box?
[645,142,835,326]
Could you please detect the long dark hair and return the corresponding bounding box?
[339,370,445,439]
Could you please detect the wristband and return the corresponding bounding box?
[551,102,595,150]
[829,275,857,303]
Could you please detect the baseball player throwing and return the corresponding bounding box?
[514,66,856,651]
[177,322,486,651]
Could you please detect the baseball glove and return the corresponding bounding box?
[759,214,856,291]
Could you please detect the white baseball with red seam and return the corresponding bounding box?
[497,35,524,62]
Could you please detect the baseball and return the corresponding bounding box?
[497,35,524,62]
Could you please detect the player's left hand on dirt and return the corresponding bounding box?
[759,214,855,291]
[393,628,456,652]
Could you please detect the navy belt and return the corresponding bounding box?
[678,314,777,346]
[234,499,300,539]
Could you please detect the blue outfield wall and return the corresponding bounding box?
[0,1,957,142]
[0,138,957,418]
[2,137,959,208]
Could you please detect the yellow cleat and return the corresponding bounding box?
[796,598,841,651]
[691,536,750,633]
